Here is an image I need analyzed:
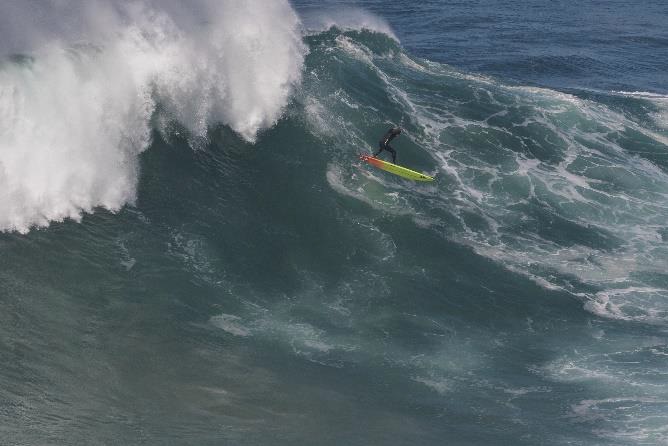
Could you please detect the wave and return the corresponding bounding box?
[3,7,668,329]
[292,29,668,324]
[4,10,668,443]
[0,0,304,233]
[299,7,398,41]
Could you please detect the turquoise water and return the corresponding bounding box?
[2,1,668,445]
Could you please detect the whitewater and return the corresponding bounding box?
[0,0,305,231]
[1,0,668,445]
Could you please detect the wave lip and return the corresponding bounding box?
[300,7,399,41]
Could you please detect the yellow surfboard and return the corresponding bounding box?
[359,154,434,182]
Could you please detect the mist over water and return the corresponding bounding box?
[2,1,668,445]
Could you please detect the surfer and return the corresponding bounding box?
[374,126,402,163]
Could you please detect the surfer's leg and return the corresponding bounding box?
[374,143,385,158]
[386,145,396,163]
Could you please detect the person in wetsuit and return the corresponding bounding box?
[374,126,402,163]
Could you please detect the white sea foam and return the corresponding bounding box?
[427,84,668,321]
[412,375,451,395]
[335,35,375,65]
[0,0,305,233]
[571,398,668,443]
[612,91,668,100]
[210,314,251,337]
[584,287,668,323]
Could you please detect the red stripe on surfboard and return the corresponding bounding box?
[360,155,384,168]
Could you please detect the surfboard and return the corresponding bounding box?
[359,154,434,182]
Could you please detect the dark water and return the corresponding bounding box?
[2,1,668,445]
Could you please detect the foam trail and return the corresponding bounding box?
[0,0,305,233]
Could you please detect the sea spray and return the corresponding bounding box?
[0,0,305,233]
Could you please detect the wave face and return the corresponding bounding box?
[300,28,668,443]
[0,0,304,232]
[2,2,668,445]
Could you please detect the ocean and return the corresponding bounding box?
[1,1,667,444]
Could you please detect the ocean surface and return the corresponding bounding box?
[1,1,668,444]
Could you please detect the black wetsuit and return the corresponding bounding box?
[374,127,401,163]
